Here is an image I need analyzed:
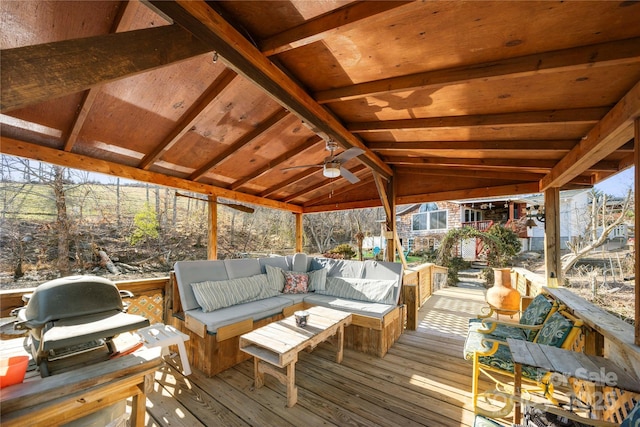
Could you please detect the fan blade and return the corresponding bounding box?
[281,164,323,171]
[219,202,255,213]
[333,147,364,162]
[340,167,360,184]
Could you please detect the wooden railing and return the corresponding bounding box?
[402,262,448,330]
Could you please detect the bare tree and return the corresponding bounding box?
[562,189,633,274]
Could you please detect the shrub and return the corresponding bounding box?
[130,204,159,246]
[328,243,356,260]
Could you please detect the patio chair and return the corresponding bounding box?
[464,310,584,417]
[468,294,560,343]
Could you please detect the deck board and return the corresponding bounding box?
[145,286,489,427]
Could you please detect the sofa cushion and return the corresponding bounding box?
[361,260,403,304]
[192,274,273,312]
[310,258,364,278]
[307,268,327,292]
[259,256,290,273]
[534,312,572,347]
[303,294,396,319]
[174,260,229,311]
[291,252,309,272]
[185,297,292,333]
[265,264,286,293]
[283,271,308,294]
[224,258,261,279]
[319,276,397,304]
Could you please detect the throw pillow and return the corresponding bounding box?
[191,274,266,312]
[265,264,286,293]
[307,268,327,292]
[283,271,308,294]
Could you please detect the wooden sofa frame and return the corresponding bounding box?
[167,273,405,377]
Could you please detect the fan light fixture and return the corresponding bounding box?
[323,162,341,178]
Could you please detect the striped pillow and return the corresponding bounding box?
[191,274,269,312]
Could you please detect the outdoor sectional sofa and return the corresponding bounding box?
[169,253,405,377]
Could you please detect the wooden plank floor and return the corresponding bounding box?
[144,286,491,427]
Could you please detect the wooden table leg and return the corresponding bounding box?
[254,357,264,389]
[514,362,522,424]
[335,324,345,364]
[286,361,298,408]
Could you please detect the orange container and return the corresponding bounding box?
[0,356,30,388]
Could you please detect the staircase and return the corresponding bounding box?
[457,262,487,288]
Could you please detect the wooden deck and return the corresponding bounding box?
[143,286,489,427]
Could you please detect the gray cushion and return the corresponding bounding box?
[185,297,292,333]
[303,294,396,319]
[361,260,403,303]
[265,264,287,293]
[259,256,290,273]
[310,258,364,278]
[291,252,309,272]
[307,268,327,292]
[191,274,273,312]
[319,276,397,304]
[174,260,229,311]
[224,258,261,279]
[274,293,307,304]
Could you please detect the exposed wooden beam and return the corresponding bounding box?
[259,1,412,56]
[383,156,619,172]
[145,0,393,180]
[1,24,211,113]
[301,172,373,206]
[348,108,608,132]
[396,182,542,205]
[230,135,321,190]
[541,80,640,190]
[189,108,289,181]
[396,166,593,186]
[303,198,383,213]
[140,69,238,170]
[259,168,318,198]
[373,172,392,221]
[315,37,640,104]
[64,1,134,152]
[634,117,639,346]
[1,137,303,213]
[283,165,367,203]
[207,196,218,260]
[368,140,578,152]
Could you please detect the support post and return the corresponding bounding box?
[207,196,217,260]
[635,117,639,346]
[544,187,561,285]
[295,212,303,253]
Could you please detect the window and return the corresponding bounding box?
[464,208,482,222]
[412,204,448,231]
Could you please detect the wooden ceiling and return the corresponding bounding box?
[2,0,639,213]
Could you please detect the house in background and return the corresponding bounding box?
[395,189,620,260]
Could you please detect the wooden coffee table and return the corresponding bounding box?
[239,306,352,407]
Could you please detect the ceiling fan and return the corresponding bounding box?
[282,139,364,183]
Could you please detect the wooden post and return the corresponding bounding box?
[635,117,639,346]
[544,187,561,284]
[207,196,217,260]
[295,212,303,253]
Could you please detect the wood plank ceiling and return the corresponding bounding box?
[1,0,639,213]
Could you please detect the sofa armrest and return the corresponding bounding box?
[185,313,207,338]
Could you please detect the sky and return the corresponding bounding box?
[594,167,635,197]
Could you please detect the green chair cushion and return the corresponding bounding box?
[534,312,572,347]
[519,294,553,341]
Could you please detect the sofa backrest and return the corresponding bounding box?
[174,260,228,311]
[258,256,290,273]
[224,258,261,279]
[361,260,404,304]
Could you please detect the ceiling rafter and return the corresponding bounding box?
[302,173,374,207]
[395,182,543,206]
[348,108,609,133]
[189,108,290,181]
[368,140,579,152]
[541,80,640,189]
[64,1,134,152]
[315,37,640,104]
[230,135,322,190]
[0,24,211,113]
[396,166,594,186]
[0,137,303,213]
[259,1,412,56]
[259,168,318,198]
[283,164,368,203]
[146,0,393,180]
[384,156,619,172]
[140,68,238,170]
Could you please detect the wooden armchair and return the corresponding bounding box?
[464,309,584,417]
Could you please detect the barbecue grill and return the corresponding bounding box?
[14,275,150,377]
